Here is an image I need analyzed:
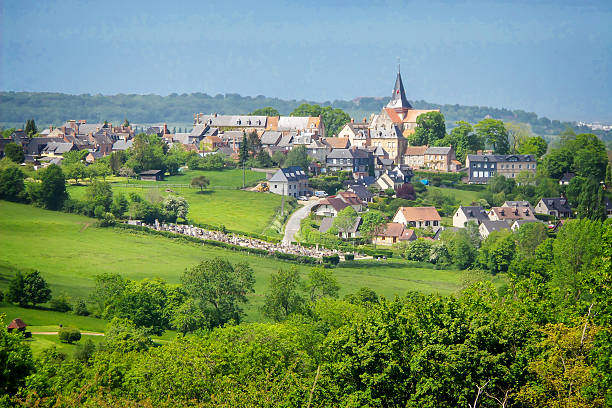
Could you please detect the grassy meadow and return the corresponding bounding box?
[0,201,502,325]
[428,186,483,206]
[66,169,282,235]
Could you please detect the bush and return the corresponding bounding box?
[344,254,354,261]
[50,294,72,312]
[74,339,96,363]
[73,299,90,316]
[58,327,81,344]
[322,254,340,265]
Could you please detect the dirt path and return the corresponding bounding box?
[32,331,104,336]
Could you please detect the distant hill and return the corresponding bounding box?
[1,91,610,140]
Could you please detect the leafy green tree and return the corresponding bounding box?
[30,164,67,210]
[247,131,261,157]
[577,177,606,221]
[190,175,210,192]
[86,160,112,181]
[475,118,510,154]
[62,150,88,165]
[23,270,52,306]
[408,111,446,146]
[63,162,86,184]
[250,107,280,116]
[477,230,515,274]
[404,239,433,262]
[290,103,350,136]
[440,229,477,269]
[0,317,35,395]
[109,151,126,174]
[271,151,286,167]
[50,293,73,312]
[519,135,548,158]
[444,121,483,163]
[162,195,189,221]
[262,267,305,321]
[170,298,208,335]
[103,317,153,352]
[89,273,127,317]
[344,287,379,305]
[5,272,27,306]
[110,193,129,218]
[73,299,90,316]
[543,147,574,179]
[514,222,548,259]
[125,133,168,173]
[284,145,310,171]
[505,122,532,153]
[307,266,339,301]
[573,135,608,181]
[255,149,273,167]
[85,179,113,211]
[360,210,387,244]
[332,206,358,238]
[181,258,255,328]
[0,165,26,201]
[4,142,24,163]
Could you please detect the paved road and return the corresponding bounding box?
[283,200,318,245]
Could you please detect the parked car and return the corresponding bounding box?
[298,196,309,201]
[314,190,328,198]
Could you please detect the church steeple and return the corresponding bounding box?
[386,68,412,118]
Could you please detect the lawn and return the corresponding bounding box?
[428,186,483,206]
[66,169,282,235]
[0,201,500,323]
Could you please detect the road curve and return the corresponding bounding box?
[283,200,318,245]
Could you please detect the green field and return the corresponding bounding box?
[0,201,499,324]
[66,169,282,235]
[428,186,483,206]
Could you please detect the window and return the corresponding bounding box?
[274,185,278,189]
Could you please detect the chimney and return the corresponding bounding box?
[351,118,354,123]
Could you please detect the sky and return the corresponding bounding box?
[1,0,611,122]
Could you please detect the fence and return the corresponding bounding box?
[112,184,239,190]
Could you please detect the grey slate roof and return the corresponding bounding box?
[481,220,511,233]
[458,206,489,221]
[425,146,452,155]
[199,115,267,128]
[112,139,134,150]
[467,154,536,162]
[319,217,334,233]
[277,135,293,147]
[260,131,282,146]
[42,142,75,154]
[268,166,308,182]
[348,185,374,201]
[189,124,209,137]
[539,197,571,213]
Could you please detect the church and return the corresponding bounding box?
[369,70,439,162]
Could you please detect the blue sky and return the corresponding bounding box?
[1,0,611,122]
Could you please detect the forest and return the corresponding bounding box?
[2,91,610,140]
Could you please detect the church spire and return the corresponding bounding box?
[387,70,412,112]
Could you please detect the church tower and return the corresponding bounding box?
[385,69,412,120]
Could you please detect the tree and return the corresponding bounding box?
[31,164,67,210]
[404,239,433,262]
[284,145,310,171]
[191,175,210,192]
[63,162,86,184]
[5,271,27,306]
[360,210,387,244]
[572,134,608,181]
[0,317,35,395]
[247,131,261,157]
[162,195,189,221]
[446,121,482,163]
[514,222,548,259]
[477,230,515,274]
[577,178,606,221]
[109,151,126,174]
[0,165,26,201]
[255,149,273,167]
[123,118,130,127]
[543,147,573,179]
[58,327,81,344]
[519,136,548,158]
[475,118,510,154]
[87,160,112,181]
[307,266,339,301]
[332,206,358,238]
[181,258,255,328]
[396,183,416,200]
[239,132,249,165]
[408,111,446,146]
[103,317,153,353]
[85,179,113,212]
[23,270,52,306]
[289,103,350,136]
[110,193,129,218]
[25,118,38,136]
[505,122,532,154]
[344,287,379,305]
[125,133,168,173]
[262,267,305,321]
[250,107,280,116]
[89,273,127,317]
[4,142,24,163]
[440,229,477,269]
[62,150,88,165]
[170,298,208,335]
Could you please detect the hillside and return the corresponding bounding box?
[2,91,609,139]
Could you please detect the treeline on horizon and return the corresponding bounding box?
[2,91,609,140]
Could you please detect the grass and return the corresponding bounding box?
[0,201,501,324]
[66,169,281,235]
[428,186,483,206]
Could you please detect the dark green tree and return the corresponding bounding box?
[85,180,113,212]
[4,142,24,163]
[190,175,210,192]
[262,267,305,321]
[35,164,67,210]
[239,132,249,165]
[307,266,339,301]
[284,145,310,171]
[23,270,52,306]
[0,317,35,395]
[249,107,280,116]
[0,165,26,201]
[25,119,38,136]
[519,136,548,158]
[247,131,261,157]
[5,271,27,306]
[475,118,510,154]
[408,111,446,146]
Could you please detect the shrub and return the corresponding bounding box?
[73,299,90,316]
[74,339,96,363]
[344,254,354,261]
[322,254,340,265]
[58,327,81,344]
[50,294,73,312]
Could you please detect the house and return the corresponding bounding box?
[453,205,489,228]
[374,156,395,177]
[324,137,351,150]
[112,139,133,151]
[393,206,441,231]
[403,145,428,169]
[201,135,223,151]
[260,131,283,148]
[194,113,268,133]
[488,206,537,222]
[41,142,77,156]
[268,166,309,198]
[139,169,164,181]
[305,139,330,163]
[375,166,410,190]
[7,318,27,333]
[319,216,362,238]
[336,191,366,212]
[479,220,511,239]
[511,219,541,232]
[535,197,572,218]
[466,154,537,184]
[559,172,575,185]
[373,222,416,246]
[424,146,457,172]
[347,184,374,203]
[337,119,369,147]
[369,125,405,163]
[312,197,351,218]
[326,147,371,178]
[85,151,104,163]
